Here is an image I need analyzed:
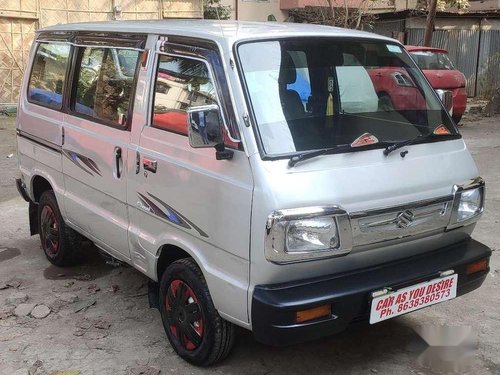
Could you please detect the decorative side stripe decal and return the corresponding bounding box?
[62,150,102,176]
[137,192,209,238]
[147,192,209,238]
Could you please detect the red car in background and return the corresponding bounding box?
[406,46,467,124]
[367,67,427,112]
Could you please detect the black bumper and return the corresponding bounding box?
[251,238,491,346]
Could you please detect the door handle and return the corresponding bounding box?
[143,158,157,173]
[114,146,122,178]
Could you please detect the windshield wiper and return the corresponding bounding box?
[288,142,386,167]
[383,132,457,156]
[288,146,346,167]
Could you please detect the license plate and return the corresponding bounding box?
[369,274,458,324]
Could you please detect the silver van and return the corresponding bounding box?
[16,20,491,366]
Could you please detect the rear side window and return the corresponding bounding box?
[151,55,217,135]
[28,43,71,110]
[72,47,140,127]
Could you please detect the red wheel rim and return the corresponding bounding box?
[40,206,59,257]
[165,279,204,351]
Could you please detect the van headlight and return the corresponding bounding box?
[457,188,482,221]
[265,206,352,264]
[448,178,485,229]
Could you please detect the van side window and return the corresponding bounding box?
[73,47,140,127]
[152,55,217,135]
[28,43,71,110]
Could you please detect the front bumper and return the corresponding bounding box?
[452,87,467,116]
[251,238,491,346]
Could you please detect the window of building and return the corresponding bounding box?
[28,43,71,110]
[72,47,140,127]
[151,55,217,135]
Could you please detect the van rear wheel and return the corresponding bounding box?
[38,190,83,266]
[159,258,235,366]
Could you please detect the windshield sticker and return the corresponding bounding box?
[387,45,402,53]
[351,133,379,147]
[433,125,451,135]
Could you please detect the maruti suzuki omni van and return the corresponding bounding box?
[15,20,491,366]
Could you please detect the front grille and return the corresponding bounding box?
[350,196,454,247]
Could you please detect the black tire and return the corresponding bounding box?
[38,190,83,266]
[159,258,235,366]
[452,114,463,125]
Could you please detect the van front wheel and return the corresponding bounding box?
[38,190,82,266]
[159,258,235,366]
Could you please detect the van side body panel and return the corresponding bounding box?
[126,36,253,325]
[62,117,131,260]
[16,41,65,212]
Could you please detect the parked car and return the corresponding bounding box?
[406,46,467,124]
[366,66,427,112]
[16,20,491,366]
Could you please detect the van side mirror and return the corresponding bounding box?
[187,105,224,148]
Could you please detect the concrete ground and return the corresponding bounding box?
[0,114,498,375]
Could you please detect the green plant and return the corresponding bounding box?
[203,0,231,20]
[287,0,378,30]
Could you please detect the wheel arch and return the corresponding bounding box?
[156,243,202,283]
[31,174,53,203]
[377,90,391,99]
[28,174,56,236]
[151,239,250,327]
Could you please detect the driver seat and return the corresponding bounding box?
[278,52,305,120]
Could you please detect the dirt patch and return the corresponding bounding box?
[43,245,113,281]
[0,247,21,262]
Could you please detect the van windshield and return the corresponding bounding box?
[237,39,457,156]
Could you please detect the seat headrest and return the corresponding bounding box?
[278,52,297,85]
[328,46,344,67]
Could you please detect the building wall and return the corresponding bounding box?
[279,0,396,12]
[406,17,481,30]
[38,0,162,24]
[220,0,287,21]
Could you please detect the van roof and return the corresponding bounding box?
[40,20,395,46]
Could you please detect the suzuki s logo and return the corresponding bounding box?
[396,210,414,228]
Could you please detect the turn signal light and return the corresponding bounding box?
[296,304,331,323]
[466,259,488,275]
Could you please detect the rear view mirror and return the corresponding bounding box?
[187,105,224,148]
[436,89,453,115]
